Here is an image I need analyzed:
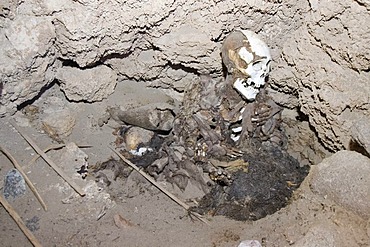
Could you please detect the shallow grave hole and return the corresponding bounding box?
[89,31,316,221]
[92,130,311,222]
[94,125,309,221]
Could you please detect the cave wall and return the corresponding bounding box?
[0,0,369,152]
[272,0,370,151]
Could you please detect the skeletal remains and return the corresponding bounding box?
[118,30,287,194]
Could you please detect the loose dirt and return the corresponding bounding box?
[0,82,368,247]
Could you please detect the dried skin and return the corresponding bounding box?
[158,73,285,191]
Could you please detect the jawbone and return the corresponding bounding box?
[233,78,259,101]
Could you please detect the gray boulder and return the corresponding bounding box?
[309,150,370,219]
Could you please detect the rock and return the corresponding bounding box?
[3,169,26,199]
[56,65,117,102]
[59,142,89,180]
[351,117,370,155]
[107,50,164,81]
[13,111,32,127]
[0,15,58,115]
[238,240,262,247]
[309,151,370,219]
[108,80,179,110]
[0,1,310,112]
[36,96,75,141]
[273,0,370,151]
[41,109,76,140]
[160,67,199,92]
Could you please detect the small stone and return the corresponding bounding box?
[59,142,89,180]
[3,169,26,199]
[41,109,76,139]
[238,240,262,247]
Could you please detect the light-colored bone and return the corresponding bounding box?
[233,78,260,100]
[222,30,271,101]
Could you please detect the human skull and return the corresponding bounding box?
[222,30,272,101]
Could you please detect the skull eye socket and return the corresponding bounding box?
[252,61,263,71]
[251,59,272,72]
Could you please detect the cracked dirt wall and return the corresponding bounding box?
[272,0,370,151]
[0,0,369,153]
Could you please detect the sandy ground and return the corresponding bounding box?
[0,82,368,247]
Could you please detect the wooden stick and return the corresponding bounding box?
[0,194,43,247]
[0,145,47,211]
[109,147,209,225]
[10,121,85,197]
[25,144,92,169]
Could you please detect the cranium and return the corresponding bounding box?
[222,30,271,101]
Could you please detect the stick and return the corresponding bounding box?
[10,121,85,197]
[25,144,92,169]
[109,147,190,210]
[109,147,209,225]
[0,195,43,247]
[0,145,47,211]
